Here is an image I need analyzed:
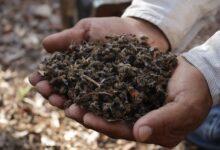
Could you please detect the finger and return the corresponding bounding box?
[132,57,211,147]
[43,28,86,53]
[133,96,197,146]
[83,113,134,140]
[35,80,52,98]
[64,104,87,123]
[29,72,44,86]
[48,94,65,109]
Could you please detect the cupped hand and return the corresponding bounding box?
[29,17,212,147]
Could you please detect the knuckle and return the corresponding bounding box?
[77,18,88,25]
[75,18,96,39]
[77,18,93,29]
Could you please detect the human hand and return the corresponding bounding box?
[41,17,169,53]
[29,17,212,147]
[29,16,169,114]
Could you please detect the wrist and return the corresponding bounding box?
[123,17,170,52]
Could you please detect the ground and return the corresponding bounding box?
[0,0,219,149]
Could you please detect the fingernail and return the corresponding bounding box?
[65,104,78,118]
[138,126,153,142]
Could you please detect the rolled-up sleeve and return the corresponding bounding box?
[183,32,220,105]
[122,0,220,50]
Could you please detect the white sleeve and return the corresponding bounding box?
[183,31,220,105]
[122,0,220,50]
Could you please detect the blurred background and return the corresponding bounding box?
[0,0,219,149]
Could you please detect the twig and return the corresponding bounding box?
[81,74,101,88]
[98,92,112,96]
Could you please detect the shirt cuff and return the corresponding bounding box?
[122,9,167,41]
[182,45,220,105]
[122,0,220,51]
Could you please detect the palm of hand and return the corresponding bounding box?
[29,17,212,147]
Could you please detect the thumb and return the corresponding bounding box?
[133,95,201,145]
[42,27,87,53]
